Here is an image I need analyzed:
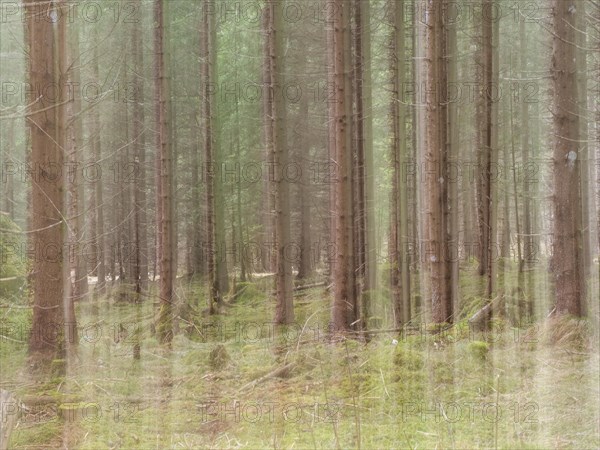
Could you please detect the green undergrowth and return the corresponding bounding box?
[1,272,598,449]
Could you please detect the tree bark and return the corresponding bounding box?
[389,0,410,326]
[421,0,451,323]
[551,0,585,316]
[132,0,149,294]
[331,0,357,331]
[26,0,68,362]
[155,0,174,342]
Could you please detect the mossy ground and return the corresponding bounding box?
[1,267,598,449]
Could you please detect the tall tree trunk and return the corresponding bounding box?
[551,0,585,316]
[132,0,149,295]
[202,0,221,312]
[519,19,532,272]
[90,25,105,296]
[264,1,294,324]
[421,0,451,323]
[210,2,229,298]
[331,0,357,331]
[389,0,410,326]
[26,0,68,363]
[352,0,366,325]
[155,0,174,343]
[66,9,88,303]
[446,3,460,316]
[576,2,591,279]
[362,0,376,308]
[294,64,312,281]
[476,0,499,298]
[326,7,337,286]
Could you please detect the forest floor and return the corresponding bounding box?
[1,269,599,449]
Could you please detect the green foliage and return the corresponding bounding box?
[393,347,424,371]
[467,340,490,360]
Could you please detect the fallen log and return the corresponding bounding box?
[468,296,505,332]
[237,362,296,393]
[270,281,327,296]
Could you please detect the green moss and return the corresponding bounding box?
[467,340,490,360]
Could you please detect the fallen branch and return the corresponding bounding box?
[293,281,327,292]
[237,362,296,393]
[468,296,505,332]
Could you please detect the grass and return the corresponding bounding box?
[0,268,598,449]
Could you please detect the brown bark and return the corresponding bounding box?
[264,1,294,324]
[422,0,451,323]
[132,0,149,295]
[89,24,105,296]
[202,0,220,312]
[389,0,410,326]
[155,0,174,342]
[26,0,67,362]
[65,9,88,303]
[330,0,357,331]
[551,0,585,316]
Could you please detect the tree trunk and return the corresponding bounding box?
[331,0,357,331]
[361,0,376,306]
[202,0,221,312]
[264,1,294,324]
[132,0,149,294]
[294,63,312,281]
[65,9,88,303]
[26,0,68,363]
[90,24,105,296]
[155,0,174,343]
[421,0,451,323]
[447,2,459,317]
[551,0,585,316]
[389,0,410,326]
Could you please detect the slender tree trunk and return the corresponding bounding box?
[519,19,532,272]
[202,0,220,312]
[475,6,488,278]
[576,2,591,279]
[90,25,105,296]
[331,0,357,331]
[352,0,367,327]
[64,6,88,304]
[551,0,584,316]
[132,0,148,295]
[233,100,246,282]
[263,1,294,324]
[362,0,376,304]
[447,3,459,316]
[422,0,451,323]
[326,7,337,286]
[155,0,174,343]
[389,0,410,326]
[476,0,499,299]
[210,4,229,298]
[295,70,312,280]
